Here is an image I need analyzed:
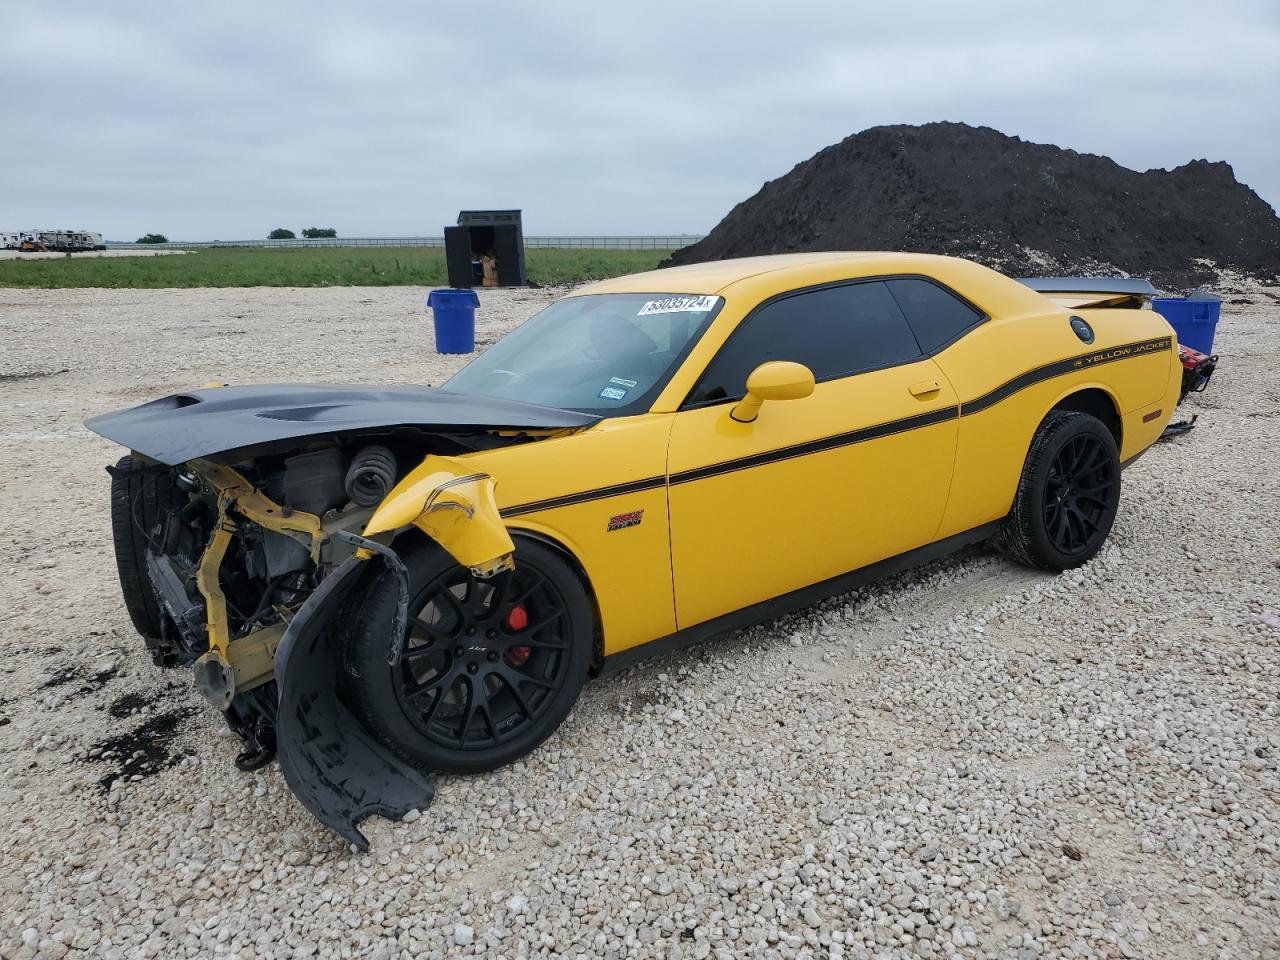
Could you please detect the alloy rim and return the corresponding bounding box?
[393,564,570,751]
[1043,433,1116,556]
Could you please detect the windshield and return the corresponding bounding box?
[442,293,722,415]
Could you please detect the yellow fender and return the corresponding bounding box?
[363,456,515,578]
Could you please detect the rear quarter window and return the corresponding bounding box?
[885,278,984,354]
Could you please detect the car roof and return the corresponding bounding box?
[574,251,977,296]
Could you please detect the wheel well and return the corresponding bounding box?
[1050,388,1122,448]
[509,531,606,669]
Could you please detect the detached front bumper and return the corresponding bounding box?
[273,540,433,851]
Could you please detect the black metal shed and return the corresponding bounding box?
[444,210,527,288]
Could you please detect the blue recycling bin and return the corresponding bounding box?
[426,288,480,354]
[1152,295,1221,355]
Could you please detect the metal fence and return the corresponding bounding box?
[106,235,704,251]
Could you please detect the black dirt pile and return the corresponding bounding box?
[666,123,1280,289]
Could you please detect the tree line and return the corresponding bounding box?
[269,228,338,239]
[135,228,339,244]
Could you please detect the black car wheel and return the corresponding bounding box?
[344,537,592,774]
[109,456,183,654]
[1002,411,1121,570]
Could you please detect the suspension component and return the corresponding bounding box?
[345,445,398,507]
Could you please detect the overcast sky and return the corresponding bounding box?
[3,2,1277,241]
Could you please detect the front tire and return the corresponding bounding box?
[1002,411,1121,570]
[109,455,182,644]
[343,538,592,774]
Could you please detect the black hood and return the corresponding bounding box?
[85,383,599,465]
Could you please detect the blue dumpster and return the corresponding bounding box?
[426,288,480,354]
[1152,292,1221,355]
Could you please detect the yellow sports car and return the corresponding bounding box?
[88,252,1181,846]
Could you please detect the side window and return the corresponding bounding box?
[688,280,922,403]
[885,278,983,354]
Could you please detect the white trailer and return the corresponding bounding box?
[37,230,98,252]
[15,229,106,252]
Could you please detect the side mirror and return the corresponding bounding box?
[730,361,816,423]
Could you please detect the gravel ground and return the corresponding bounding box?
[0,282,1277,960]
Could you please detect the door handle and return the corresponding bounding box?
[909,380,941,398]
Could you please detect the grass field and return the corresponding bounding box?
[0,246,675,288]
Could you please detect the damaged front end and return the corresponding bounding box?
[127,452,516,849]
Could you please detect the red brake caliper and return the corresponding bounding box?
[504,605,531,667]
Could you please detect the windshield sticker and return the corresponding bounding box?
[598,386,629,401]
[609,377,638,388]
[637,295,718,316]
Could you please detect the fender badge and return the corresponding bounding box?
[606,509,644,532]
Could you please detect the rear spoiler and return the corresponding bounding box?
[1017,277,1158,310]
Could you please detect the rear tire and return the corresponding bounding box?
[1002,411,1121,571]
[109,456,182,643]
[344,538,592,774]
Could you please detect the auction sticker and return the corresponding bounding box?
[637,295,718,316]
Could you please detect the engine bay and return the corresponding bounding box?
[117,428,534,769]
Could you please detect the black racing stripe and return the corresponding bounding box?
[500,474,667,518]
[500,406,958,515]
[499,335,1172,517]
[962,336,1172,416]
[669,405,959,486]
